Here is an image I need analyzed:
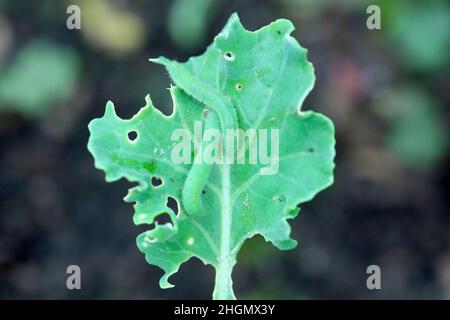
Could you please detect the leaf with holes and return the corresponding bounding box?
[87,13,335,299]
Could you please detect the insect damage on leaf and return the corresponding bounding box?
[87,13,335,300]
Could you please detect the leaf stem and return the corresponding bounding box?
[213,163,236,300]
[213,255,235,299]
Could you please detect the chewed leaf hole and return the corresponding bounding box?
[154,212,173,226]
[224,51,235,61]
[167,196,179,215]
[151,176,163,187]
[127,130,138,142]
[235,83,243,91]
[202,109,209,120]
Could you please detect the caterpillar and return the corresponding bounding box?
[151,57,238,218]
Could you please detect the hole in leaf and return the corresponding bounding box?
[167,196,179,215]
[127,130,138,142]
[202,109,209,120]
[154,212,172,226]
[235,83,243,91]
[151,176,163,187]
[202,190,206,194]
[224,51,234,61]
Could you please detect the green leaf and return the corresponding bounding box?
[88,13,335,299]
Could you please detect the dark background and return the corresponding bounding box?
[0,0,449,299]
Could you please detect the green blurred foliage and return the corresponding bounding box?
[383,0,450,72]
[0,40,80,117]
[373,86,449,169]
[168,0,216,51]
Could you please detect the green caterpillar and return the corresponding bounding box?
[151,57,238,218]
